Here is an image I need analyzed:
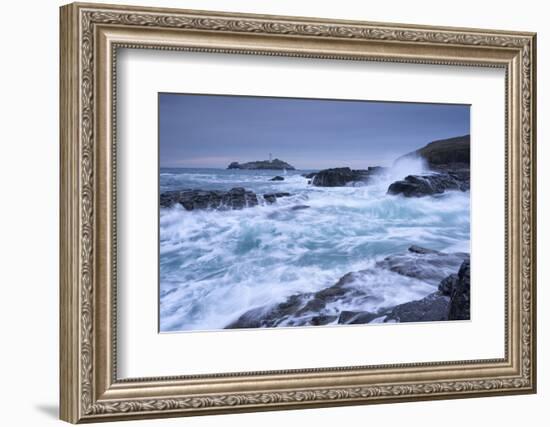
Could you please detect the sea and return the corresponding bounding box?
[159,160,470,332]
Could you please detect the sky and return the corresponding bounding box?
[159,93,470,169]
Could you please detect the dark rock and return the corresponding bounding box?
[330,271,359,288]
[387,172,468,197]
[225,307,266,329]
[160,187,258,210]
[159,188,193,207]
[390,135,470,196]
[310,315,338,326]
[226,294,306,329]
[311,167,357,187]
[338,310,378,325]
[224,188,258,209]
[297,273,373,315]
[226,248,470,330]
[385,292,450,323]
[448,170,471,191]
[384,257,470,324]
[226,271,372,329]
[307,180,312,185]
[408,245,440,255]
[226,291,342,329]
[270,176,285,181]
[417,135,470,169]
[395,135,470,170]
[263,192,291,203]
[311,168,363,187]
[448,259,470,320]
[296,282,348,315]
[438,273,458,296]
[311,166,388,187]
[227,158,295,170]
[376,249,469,285]
[314,283,349,299]
[298,296,325,314]
[290,205,310,210]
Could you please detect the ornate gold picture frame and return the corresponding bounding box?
[60,2,536,423]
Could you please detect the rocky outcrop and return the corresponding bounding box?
[311,166,387,187]
[388,135,470,197]
[311,167,358,186]
[227,158,295,170]
[387,172,469,197]
[160,188,299,210]
[448,259,470,320]
[263,192,291,203]
[226,246,470,329]
[395,135,470,170]
[358,257,470,324]
[438,273,458,295]
[375,246,469,286]
[337,310,378,325]
[384,292,450,323]
[227,272,372,328]
[160,187,258,210]
[225,294,306,329]
[380,257,471,323]
[408,245,439,255]
[270,176,285,181]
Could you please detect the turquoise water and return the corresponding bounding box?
[159,164,470,332]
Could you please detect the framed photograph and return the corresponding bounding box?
[60,2,537,423]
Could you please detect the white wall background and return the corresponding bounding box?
[0,0,545,426]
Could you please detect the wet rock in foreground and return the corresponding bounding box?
[375,246,469,286]
[337,310,379,325]
[384,292,450,323]
[408,245,440,255]
[438,273,458,295]
[225,294,309,329]
[382,258,471,323]
[448,259,470,320]
[226,246,470,329]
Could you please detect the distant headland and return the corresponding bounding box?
[227,158,296,170]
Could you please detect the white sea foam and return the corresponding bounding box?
[159,167,470,332]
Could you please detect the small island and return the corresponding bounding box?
[227,158,295,170]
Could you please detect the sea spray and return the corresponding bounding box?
[159,167,470,332]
